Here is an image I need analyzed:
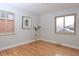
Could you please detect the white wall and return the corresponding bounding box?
[0,4,39,49]
[40,8,79,48]
[0,4,79,50]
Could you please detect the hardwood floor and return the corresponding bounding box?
[0,40,79,56]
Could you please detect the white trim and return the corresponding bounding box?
[40,38,79,50]
[0,40,34,51]
[0,38,79,51]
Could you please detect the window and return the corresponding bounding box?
[55,14,76,34]
[0,10,15,35]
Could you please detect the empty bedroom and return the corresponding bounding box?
[0,3,79,56]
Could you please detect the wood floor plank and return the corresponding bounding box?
[0,40,79,56]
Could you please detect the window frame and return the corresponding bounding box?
[0,10,15,36]
[55,14,76,35]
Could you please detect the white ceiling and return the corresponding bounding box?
[3,3,79,15]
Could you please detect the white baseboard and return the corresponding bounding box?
[0,40,34,51]
[40,38,79,50]
[0,38,79,51]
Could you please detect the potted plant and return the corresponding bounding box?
[33,25,41,41]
